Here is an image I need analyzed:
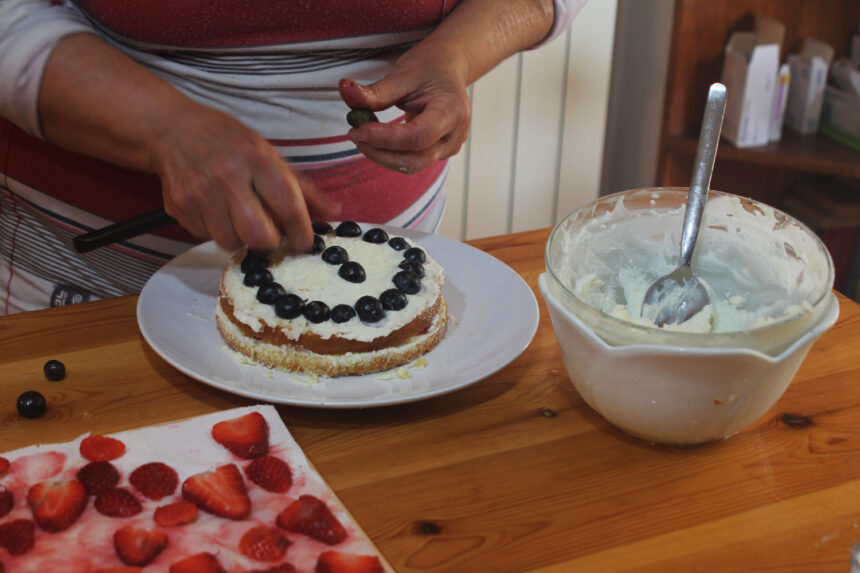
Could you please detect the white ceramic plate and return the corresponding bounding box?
[137,226,539,408]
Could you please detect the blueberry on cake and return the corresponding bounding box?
[215,221,448,377]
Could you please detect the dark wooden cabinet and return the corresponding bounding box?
[656,0,860,207]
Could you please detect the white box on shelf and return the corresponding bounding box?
[785,38,835,135]
[720,14,784,148]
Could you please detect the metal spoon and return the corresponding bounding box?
[641,82,727,327]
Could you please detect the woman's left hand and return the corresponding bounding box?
[339,42,471,175]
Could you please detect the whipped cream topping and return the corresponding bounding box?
[554,193,830,333]
[223,232,444,342]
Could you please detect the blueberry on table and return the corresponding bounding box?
[312,221,333,235]
[241,251,269,273]
[355,295,385,323]
[393,270,421,294]
[403,247,426,263]
[43,360,66,381]
[17,391,47,419]
[244,269,272,287]
[398,259,425,278]
[338,261,366,283]
[346,108,379,129]
[388,237,409,251]
[335,221,362,237]
[363,228,389,244]
[331,304,356,324]
[380,288,408,311]
[257,282,286,304]
[275,294,304,319]
[322,246,348,265]
[303,301,331,324]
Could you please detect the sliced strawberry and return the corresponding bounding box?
[0,457,9,477]
[239,525,291,562]
[153,500,198,527]
[95,487,143,517]
[0,486,12,519]
[211,411,269,459]
[80,435,126,462]
[77,461,121,495]
[129,462,178,500]
[168,551,226,573]
[92,568,143,573]
[245,455,292,493]
[27,479,87,532]
[114,525,168,566]
[0,519,35,556]
[275,495,347,545]
[315,551,384,573]
[250,565,297,573]
[181,464,251,520]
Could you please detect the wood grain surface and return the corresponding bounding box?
[2,228,859,572]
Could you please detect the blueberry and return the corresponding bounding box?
[398,259,425,278]
[274,294,304,319]
[388,237,409,251]
[338,261,366,283]
[331,304,356,324]
[335,221,362,237]
[17,391,46,419]
[380,288,408,311]
[403,247,426,263]
[257,282,286,304]
[393,270,421,294]
[303,301,331,323]
[43,360,66,381]
[311,235,325,254]
[322,246,348,265]
[243,269,272,287]
[355,296,385,323]
[346,108,379,129]
[241,251,269,273]
[312,221,333,235]
[363,228,389,244]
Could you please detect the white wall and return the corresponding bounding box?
[600,0,676,198]
[438,0,620,241]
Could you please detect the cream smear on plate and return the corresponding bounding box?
[556,193,830,333]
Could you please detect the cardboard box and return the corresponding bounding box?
[784,38,834,134]
[819,85,860,152]
[720,14,784,148]
[769,63,791,142]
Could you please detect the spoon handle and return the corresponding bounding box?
[679,82,727,267]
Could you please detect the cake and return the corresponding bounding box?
[215,221,447,377]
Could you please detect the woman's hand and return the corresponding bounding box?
[338,43,472,175]
[149,102,338,252]
[339,0,554,175]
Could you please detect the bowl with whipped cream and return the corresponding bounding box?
[538,187,838,445]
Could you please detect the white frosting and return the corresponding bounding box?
[554,193,830,333]
[223,231,444,342]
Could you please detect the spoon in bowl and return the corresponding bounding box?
[641,82,727,327]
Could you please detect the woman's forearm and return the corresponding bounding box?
[417,0,556,86]
[38,33,197,173]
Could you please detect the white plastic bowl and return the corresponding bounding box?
[539,188,839,444]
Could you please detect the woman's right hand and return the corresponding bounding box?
[149,102,339,253]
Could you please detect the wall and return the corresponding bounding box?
[437,0,620,242]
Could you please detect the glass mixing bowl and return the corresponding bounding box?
[544,187,835,356]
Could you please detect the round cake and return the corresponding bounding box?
[215,221,448,377]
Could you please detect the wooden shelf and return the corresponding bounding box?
[666,131,860,180]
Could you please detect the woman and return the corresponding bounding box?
[0,0,585,314]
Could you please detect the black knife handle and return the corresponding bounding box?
[73,209,176,254]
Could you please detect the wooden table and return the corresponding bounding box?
[2,228,860,572]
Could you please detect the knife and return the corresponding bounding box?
[73,208,175,253]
